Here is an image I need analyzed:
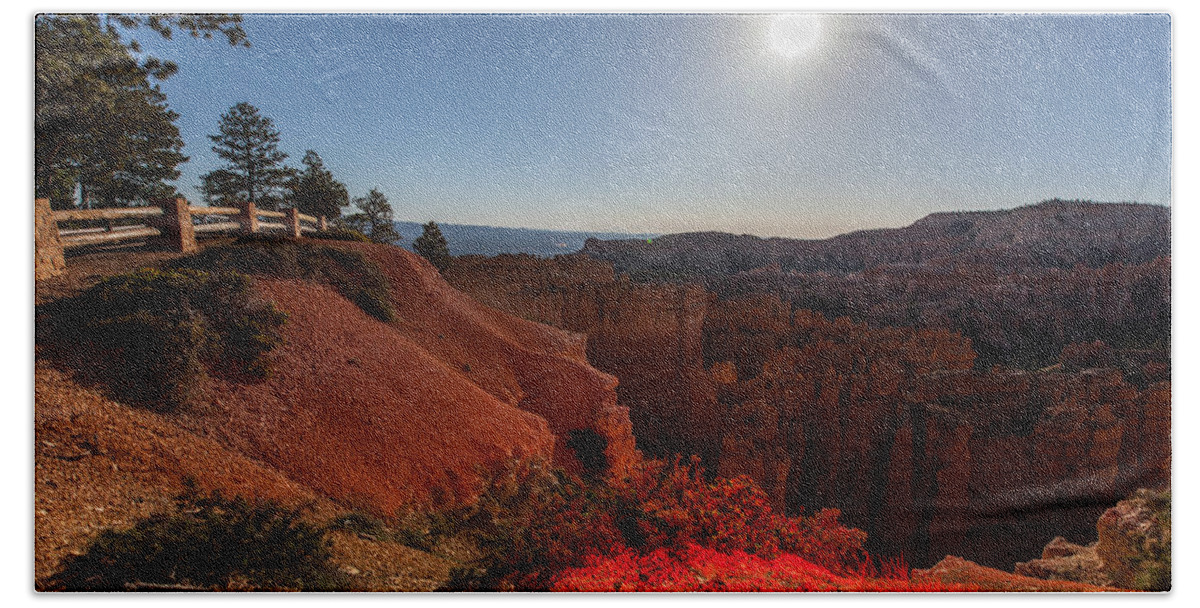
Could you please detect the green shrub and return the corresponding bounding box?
[1130,489,1171,591]
[39,268,287,411]
[328,511,385,538]
[413,221,452,272]
[327,508,454,553]
[47,490,348,591]
[310,227,372,243]
[171,238,394,322]
[441,458,611,591]
[390,510,455,552]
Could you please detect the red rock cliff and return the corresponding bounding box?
[708,294,1169,569]
[186,244,637,515]
[447,255,720,466]
[446,256,1169,570]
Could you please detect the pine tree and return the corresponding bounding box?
[413,221,452,271]
[288,150,349,219]
[78,78,187,207]
[35,16,189,208]
[343,188,401,244]
[200,103,294,210]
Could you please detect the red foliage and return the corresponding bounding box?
[608,457,866,571]
[452,456,871,590]
[609,457,784,557]
[551,542,976,592]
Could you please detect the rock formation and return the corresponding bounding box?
[584,202,1171,371]
[1014,537,1111,587]
[445,202,1172,571]
[705,294,1169,568]
[912,555,1107,592]
[1013,488,1171,590]
[583,200,1170,280]
[447,255,721,467]
[42,243,639,518]
[1095,488,1171,590]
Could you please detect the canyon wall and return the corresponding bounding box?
[583,202,1171,372]
[707,295,1171,568]
[447,255,1170,569]
[447,255,721,466]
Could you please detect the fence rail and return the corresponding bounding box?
[188,206,240,216]
[35,198,331,280]
[53,207,164,222]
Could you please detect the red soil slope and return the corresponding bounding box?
[356,243,637,476]
[186,243,636,515]
[34,363,324,582]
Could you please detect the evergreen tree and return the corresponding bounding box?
[288,150,349,219]
[200,103,294,210]
[77,77,187,207]
[413,221,452,271]
[36,14,246,208]
[35,15,196,208]
[343,189,401,244]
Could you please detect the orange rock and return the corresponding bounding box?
[189,243,639,514]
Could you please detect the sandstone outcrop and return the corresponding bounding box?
[584,202,1170,372]
[1013,488,1171,590]
[447,255,720,467]
[41,243,637,519]
[1013,537,1111,587]
[705,295,1169,568]
[912,555,1107,592]
[1095,488,1171,590]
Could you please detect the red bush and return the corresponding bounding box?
[446,456,873,591]
[608,457,782,557]
[776,507,867,572]
[552,542,977,592]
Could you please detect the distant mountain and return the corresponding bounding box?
[581,200,1170,280]
[580,199,1171,371]
[394,221,657,257]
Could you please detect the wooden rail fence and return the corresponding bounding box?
[35,198,330,280]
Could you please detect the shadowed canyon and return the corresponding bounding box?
[446,200,1170,570]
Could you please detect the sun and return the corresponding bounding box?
[767,14,825,59]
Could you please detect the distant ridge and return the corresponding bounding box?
[581,200,1170,279]
[394,221,657,257]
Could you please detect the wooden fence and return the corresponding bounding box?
[35,198,329,280]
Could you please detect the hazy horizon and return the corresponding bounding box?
[131,13,1171,239]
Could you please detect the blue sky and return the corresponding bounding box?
[130,12,1171,238]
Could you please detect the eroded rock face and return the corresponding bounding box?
[1013,488,1172,590]
[1013,537,1111,587]
[1096,489,1171,590]
[912,555,1107,592]
[446,255,720,467]
[702,294,1169,569]
[446,255,1170,571]
[585,204,1170,373]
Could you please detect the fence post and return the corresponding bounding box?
[288,207,302,238]
[156,197,197,254]
[34,198,66,280]
[319,216,328,231]
[235,201,258,234]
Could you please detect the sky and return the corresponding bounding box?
[123,12,1171,239]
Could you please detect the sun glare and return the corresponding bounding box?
[767,14,825,59]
